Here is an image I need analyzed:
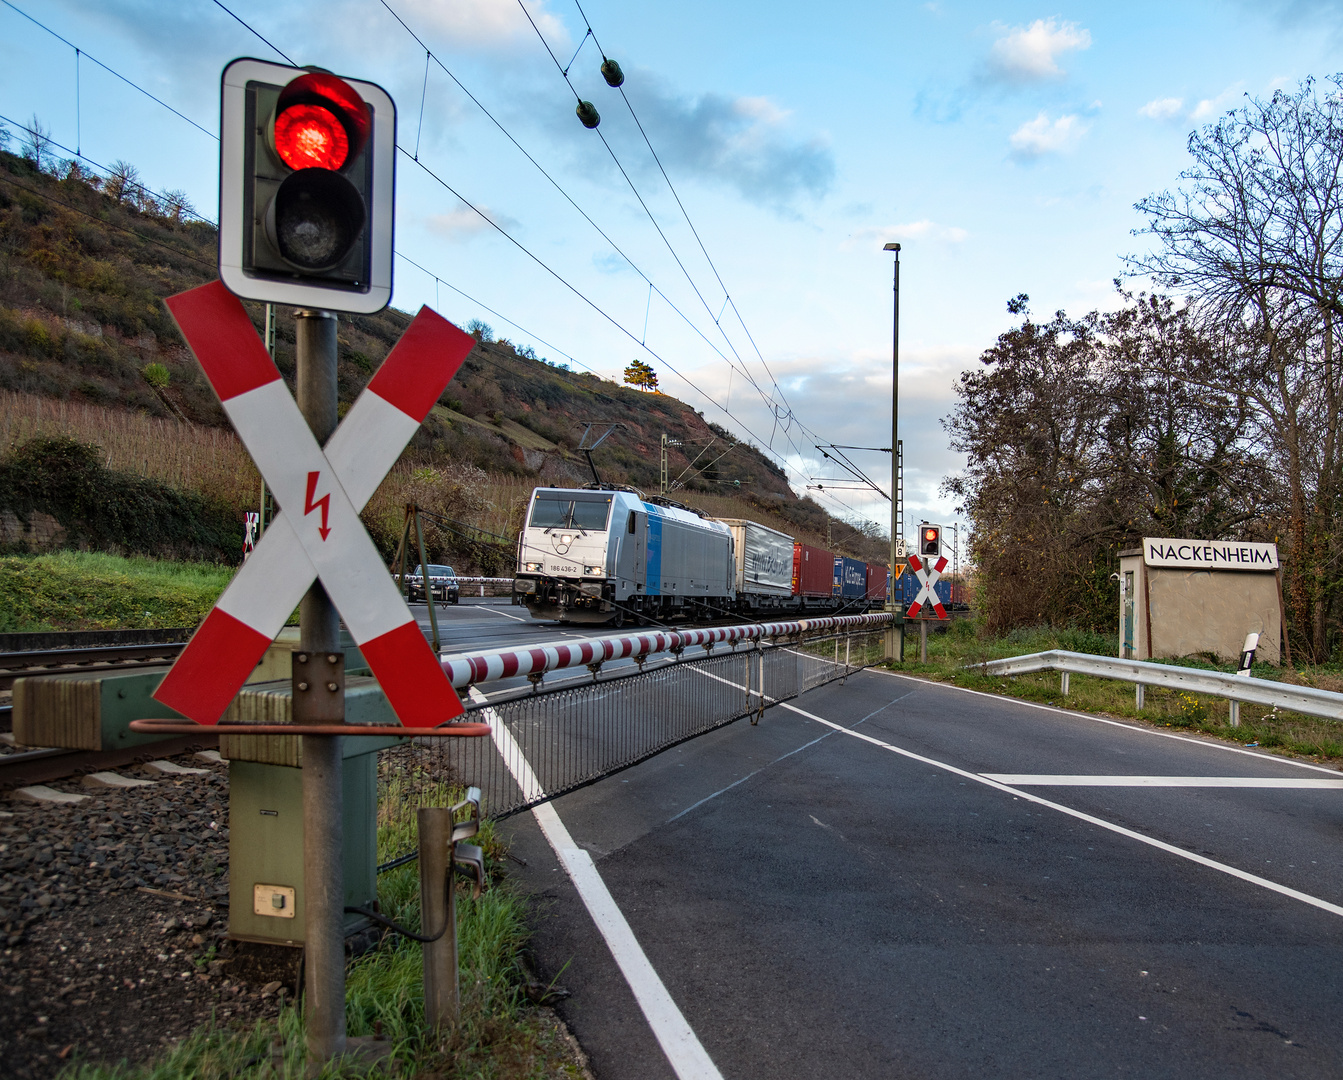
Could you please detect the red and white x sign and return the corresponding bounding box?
[905,553,948,620]
[153,281,475,728]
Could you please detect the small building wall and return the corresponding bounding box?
[1118,543,1282,665]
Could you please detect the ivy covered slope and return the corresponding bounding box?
[0,146,887,563]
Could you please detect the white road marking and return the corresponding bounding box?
[777,697,1343,920]
[478,605,529,622]
[983,775,1343,788]
[468,688,723,1080]
[870,667,1343,776]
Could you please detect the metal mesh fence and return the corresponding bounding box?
[376,628,885,848]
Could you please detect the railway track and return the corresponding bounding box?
[0,636,201,788]
[0,640,187,694]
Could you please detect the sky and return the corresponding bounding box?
[3,0,1343,553]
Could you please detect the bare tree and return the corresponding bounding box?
[160,189,196,221]
[1129,76,1343,660]
[21,115,53,173]
[103,159,143,206]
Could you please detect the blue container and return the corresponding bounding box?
[834,556,866,600]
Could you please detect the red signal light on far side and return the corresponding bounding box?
[923,528,937,542]
[275,104,350,170]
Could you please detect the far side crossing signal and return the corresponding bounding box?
[219,58,395,313]
[920,523,942,557]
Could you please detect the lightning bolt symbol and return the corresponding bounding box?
[304,470,331,541]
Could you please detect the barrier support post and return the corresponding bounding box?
[1060,672,1070,697]
[919,616,928,664]
[1229,700,1241,727]
[1135,683,1145,711]
[419,806,458,1031]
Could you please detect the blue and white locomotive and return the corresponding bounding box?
[513,487,735,625]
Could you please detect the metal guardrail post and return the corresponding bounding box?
[1229,701,1241,727]
[1060,672,1070,697]
[1135,683,1145,710]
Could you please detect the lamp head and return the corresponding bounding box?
[883,242,901,251]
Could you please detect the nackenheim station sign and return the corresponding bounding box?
[1143,538,1279,571]
[1118,538,1282,664]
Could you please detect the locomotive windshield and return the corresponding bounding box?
[530,495,613,532]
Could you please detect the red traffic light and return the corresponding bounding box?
[923,528,937,543]
[920,524,941,556]
[275,104,350,170]
[272,73,370,170]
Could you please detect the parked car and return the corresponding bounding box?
[404,564,460,604]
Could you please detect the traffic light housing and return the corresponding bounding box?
[920,524,941,557]
[219,58,395,313]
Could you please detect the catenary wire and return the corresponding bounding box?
[0,0,881,532]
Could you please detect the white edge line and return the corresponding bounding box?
[466,687,723,1080]
[774,696,1343,920]
[981,775,1343,788]
[869,667,1343,776]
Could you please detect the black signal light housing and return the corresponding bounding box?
[920,524,941,558]
[219,58,395,314]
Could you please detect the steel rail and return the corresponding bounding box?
[974,650,1343,721]
[440,611,895,688]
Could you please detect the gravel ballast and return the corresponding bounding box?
[0,754,290,1079]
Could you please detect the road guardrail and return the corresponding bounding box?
[974,650,1343,726]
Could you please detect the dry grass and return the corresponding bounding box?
[0,390,259,511]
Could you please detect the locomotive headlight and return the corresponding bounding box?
[559,534,573,545]
[525,562,541,572]
[584,565,603,576]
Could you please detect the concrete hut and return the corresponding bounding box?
[1117,538,1283,665]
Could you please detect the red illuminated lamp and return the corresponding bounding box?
[264,72,374,272]
[274,104,350,170]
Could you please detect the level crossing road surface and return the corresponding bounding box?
[494,666,1343,1079]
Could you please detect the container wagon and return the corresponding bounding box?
[717,518,796,613]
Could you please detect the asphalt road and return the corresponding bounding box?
[495,666,1343,1079]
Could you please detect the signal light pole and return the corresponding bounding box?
[217,58,397,1068]
[883,241,902,661]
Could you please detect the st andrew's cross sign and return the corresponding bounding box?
[153,281,475,728]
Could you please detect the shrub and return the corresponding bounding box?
[141,362,170,388]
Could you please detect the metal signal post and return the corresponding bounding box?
[883,242,902,661]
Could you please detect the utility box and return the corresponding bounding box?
[1118,538,1283,665]
[222,664,402,946]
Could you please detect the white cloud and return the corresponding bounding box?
[1009,111,1088,158]
[1191,84,1245,121]
[986,18,1092,83]
[388,0,568,48]
[1139,97,1185,120]
[426,201,519,240]
[845,222,970,248]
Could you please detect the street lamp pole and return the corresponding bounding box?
[883,241,902,661]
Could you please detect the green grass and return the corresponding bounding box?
[0,550,236,632]
[60,782,583,1080]
[894,621,1343,764]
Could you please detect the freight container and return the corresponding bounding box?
[865,563,889,603]
[833,556,867,601]
[717,519,794,599]
[792,543,836,598]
